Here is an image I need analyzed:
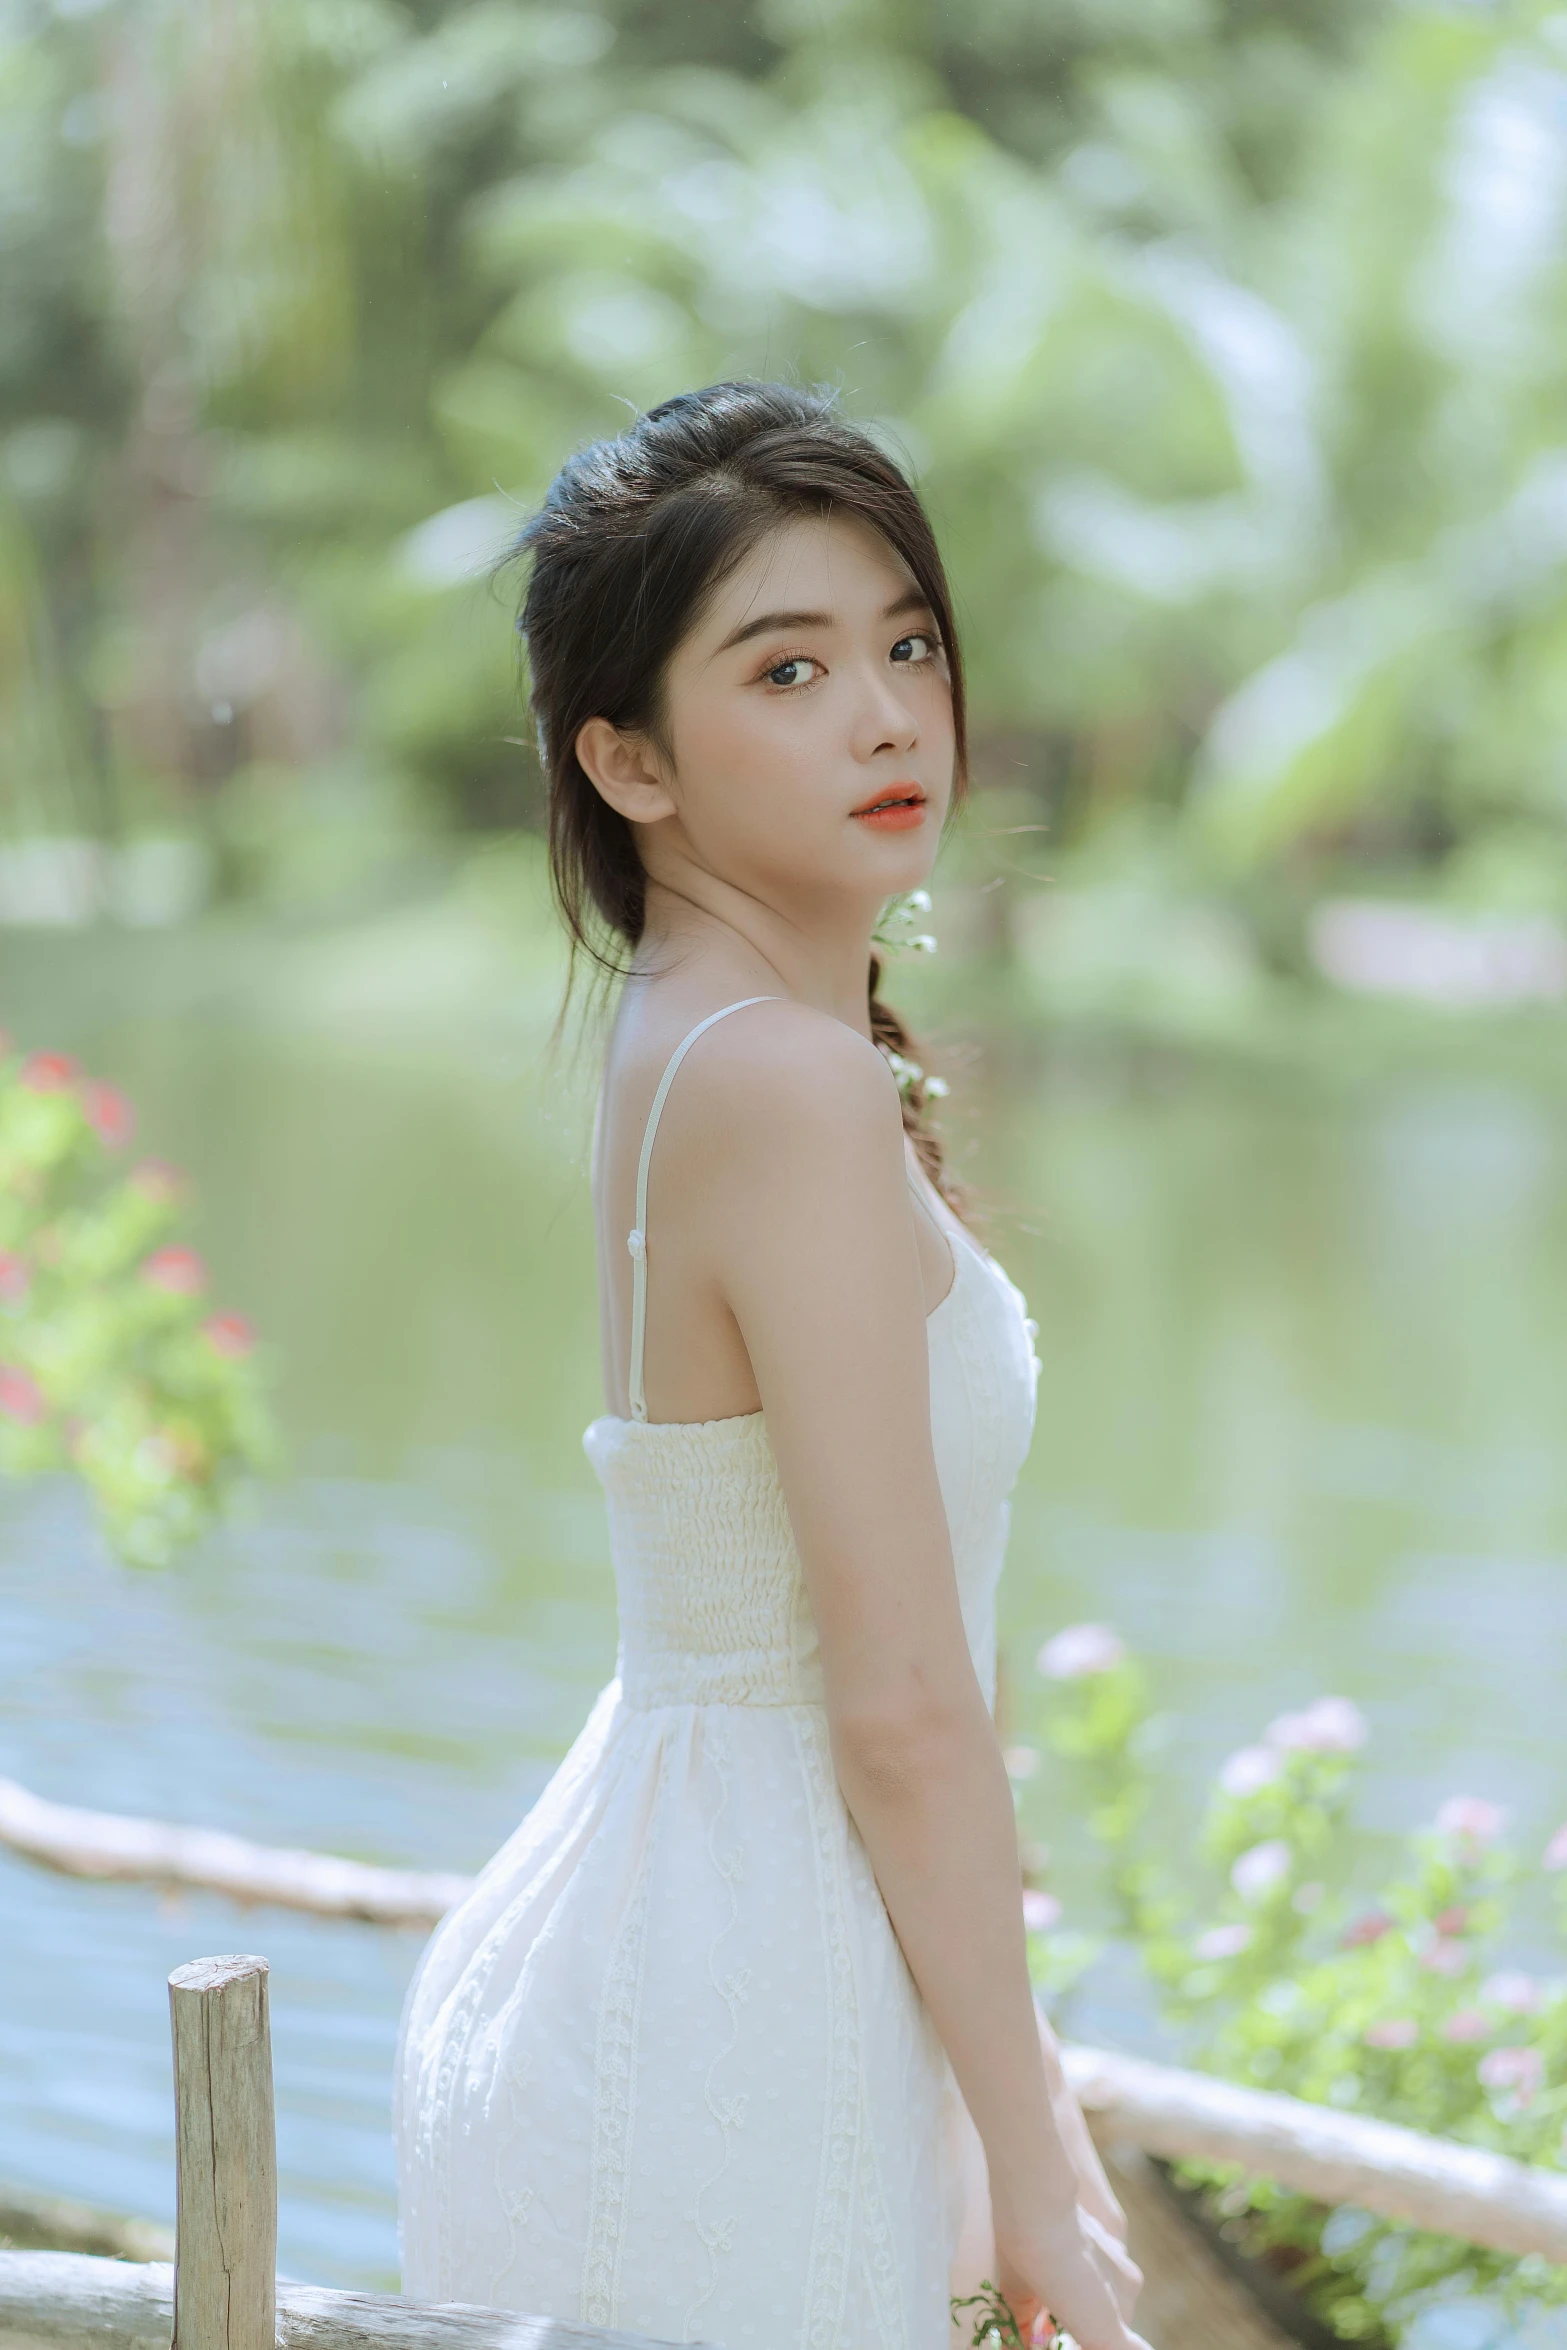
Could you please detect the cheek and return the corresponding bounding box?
[915,667,957,750]
[674,698,834,833]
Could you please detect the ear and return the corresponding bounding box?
[574,717,677,826]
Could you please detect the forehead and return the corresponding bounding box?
[693,510,920,646]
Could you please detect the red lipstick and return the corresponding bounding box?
[851,784,927,832]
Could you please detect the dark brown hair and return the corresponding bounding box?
[514,379,967,1198]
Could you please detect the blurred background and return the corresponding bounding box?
[4,0,1567,2327]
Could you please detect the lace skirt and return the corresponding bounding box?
[395,1680,966,2350]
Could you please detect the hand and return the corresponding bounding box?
[994,2205,1152,2350]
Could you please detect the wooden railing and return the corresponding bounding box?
[0,1955,706,2350]
[0,1779,466,1928]
[4,1779,1567,2280]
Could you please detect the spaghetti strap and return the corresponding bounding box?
[626,996,780,1422]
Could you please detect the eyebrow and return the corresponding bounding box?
[713,587,933,657]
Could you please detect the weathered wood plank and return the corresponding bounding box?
[275,2283,717,2350]
[0,2257,715,2350]
[169,1959,276,2350]
[0,2254,173,2350]
[0,1782,468,1928]
[1063,2042,1567,2263]
[1091,2141,1298,2350]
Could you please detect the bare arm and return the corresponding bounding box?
[695,1008,1146,2350]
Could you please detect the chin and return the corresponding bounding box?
[856,835,938,892]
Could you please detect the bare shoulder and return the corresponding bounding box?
[676,998,903,1163]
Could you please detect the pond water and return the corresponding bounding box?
[2,915,1565,2298]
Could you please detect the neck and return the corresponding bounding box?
[635,862,888,1036]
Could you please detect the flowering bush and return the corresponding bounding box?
[1016,1628,1567,2344]
[0,1037,276,1565]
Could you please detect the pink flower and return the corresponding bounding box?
[1267,1696,1368,1755]
[129,1158,187,1203]
[1195,1923,1253,1961]
[1365,2018,1420,2050]
[1478,2046,1542,2107]
[1220,1745,1281,1798]
[79,1080,135,1149]
[1481,1971,1540,2014]
[1037,1623,1125,1680]
[20,1050,78,1092]
[203,1311,255,1361]
[1421,1937,1466,1976]
[1436,1796,1506,1850]
[1231,1839,1292,1902]
[0,1364,44,1426]
[1343,1909,1394,1948]
[0,1253,30,1306]
[1022,1890,1062,1934]
[1543,1824,1567,1872]
[1434,1906,1470,1937]
[1444,2010,1489,2043]
[142,1245,207,1297]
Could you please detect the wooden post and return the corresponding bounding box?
[168,1956,277,2350]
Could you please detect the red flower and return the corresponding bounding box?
[203,1311,255,1360]
[142,1244,207,1296]
[1342,1909,1394,1948]
[20,1051,79,1092]
[130,1158,187,1204]
[0,1365,44,1426]
[80,1080,136,1149]
[0,1253,29,1306]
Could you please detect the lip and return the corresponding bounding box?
[850,784,927,832]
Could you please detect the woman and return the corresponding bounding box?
[396,382,1149,2350]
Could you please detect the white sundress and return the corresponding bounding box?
[395,998,1042,2350]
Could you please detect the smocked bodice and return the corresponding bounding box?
[584,1224,1040,1711]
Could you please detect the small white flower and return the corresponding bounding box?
[1479,2045,1542,2106]
[1436,1795,1507,1849]
[1266,1696,1367,1754]
[1194,1923,1252,1961]
[1220,1745,1281,1798]
[1481,1970,1540,2014]
[1022,1889,1062,1933]
[1038,1623,1125,1680]
[1231,1839,1292,1903]
[1004,1744,1040,1781]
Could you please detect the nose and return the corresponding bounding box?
[848,658,919,763]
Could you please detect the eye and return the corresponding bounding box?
[890,631,937,665]
[761,654,824,690]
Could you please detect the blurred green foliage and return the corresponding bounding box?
[0,1037,276,1563]
[6,0,1567,941]
[1019,1638,1567,2344]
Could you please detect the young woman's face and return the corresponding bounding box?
[637,510,956,908]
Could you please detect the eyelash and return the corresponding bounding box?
[758,632,939,692]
